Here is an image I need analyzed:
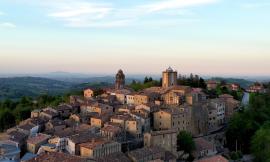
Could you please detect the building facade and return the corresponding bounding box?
[162,67,177,88]
[144,129,177,156]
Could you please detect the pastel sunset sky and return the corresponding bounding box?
[0,0,269,76]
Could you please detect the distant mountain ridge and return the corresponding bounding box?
[0,75,255,101]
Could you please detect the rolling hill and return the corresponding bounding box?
[0,77,73,100]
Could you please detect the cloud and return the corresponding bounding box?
[48,2,112,19]
[0,11,4,16]
[141,0,218,12]
[241,2,270,9]
[46,1,126,27]
[0,22,16,28]
[23,0,218,28]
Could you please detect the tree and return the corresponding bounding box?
[148,77,153,82]
[13,106,32,123]
[144,77,149,84]
[251,122,270,162]
[177,131,195,154]
[0,109,16,131]
[226,93,270,154]
[199,78,207,89]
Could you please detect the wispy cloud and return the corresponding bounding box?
[141,0,218,12]
[24,0,219,28]
[241,2,270,9]
[0,22,16,28]
[48,2,112,19]
[46,1,129,28]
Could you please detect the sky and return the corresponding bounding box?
[0,0,270,76]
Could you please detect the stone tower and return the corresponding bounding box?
[115,69,125,90]
[162,67,177,88]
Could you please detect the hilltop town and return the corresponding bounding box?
[0,67,267,162]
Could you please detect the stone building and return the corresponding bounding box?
[153,107,191,134]
[101,124,124,141]
[209,99,225,127]
[115,69,125,90]
[186,89,207,105]
[81,102,113,115]
[193,137,217,159]
[84,88,94,98]
[162,91,184,106]
[162,67,177,88]
[144,129,177,156]
[26,152,87,162]
[95,152,131,162]
[190,103,209,136]
[134,92,150,105]
[26,133,51,154]
[90,113,111,128]
[79,138,121,158]
[127,146,176,162]
[219,94,240,121]
[110,113,142,138]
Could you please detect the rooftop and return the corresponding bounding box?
[96,152,131,162]
[194,137,214,151]
[149,129,177,136]
[79,138,112,150]
[128,146,165,160]
[26,151,87,162]
[111,113,132,121]
[69,131,97,144]
[8,131,28,143]
[101,125,121,133]
[18,123,36,131]
[27,134,51,145]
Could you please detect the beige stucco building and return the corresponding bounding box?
[134,93,150,105]
[79,138,121,158]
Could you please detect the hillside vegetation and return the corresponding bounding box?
[0,77,112,101]
[211,77,253,88]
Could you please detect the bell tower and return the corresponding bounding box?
[115,69,125,90]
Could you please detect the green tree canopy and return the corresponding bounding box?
[177,131,195,154]
[251,122,270,162]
